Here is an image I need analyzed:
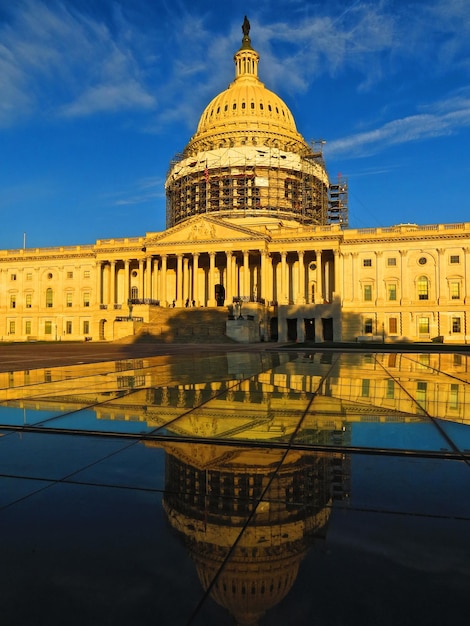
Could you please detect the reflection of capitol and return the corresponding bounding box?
[160,442,349,625]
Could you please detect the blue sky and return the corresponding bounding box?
[1,0,469,248]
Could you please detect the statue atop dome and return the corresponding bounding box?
[242,15,250,37]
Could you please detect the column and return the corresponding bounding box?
[280,251,288,304]
[123,260,130,304]
[208,252,216,306]
[400,250,408,304]
[464,247,470,304]
[225,251,233,305]
[146,257,152,300]
[193,253,199,306]
[315,250,323,304]
[110,261,116,306]
[437,248,446,304]
[375,251,383,304]
[139,259,144,300]
[296,251,305,304]
[333,250,341,302]
[95,261,102,305]
[160,255,167,306]
[176,254,183,307]
[260,250,266,303]
[243,250,250,298]
[183,256,189,304]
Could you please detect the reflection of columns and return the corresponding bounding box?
[124,260,130,303]
[160,255,167,306]
[225,251,232,304]
[146,257,152,300]
[280,252,288,304]
[243,250,250,298]
[297,251,305,304]
[139,259,144,299]
[315,251,322,303]
[193,253,199,305]
[208,252,216,306]
[110,261,116,305]
[176,254,183,306]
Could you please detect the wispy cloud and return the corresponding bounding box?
[104,175,166,207]
[325,91,470,157]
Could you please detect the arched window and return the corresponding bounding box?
[417,276,429,300]
[46,288,53,308]
[131,286,138,299]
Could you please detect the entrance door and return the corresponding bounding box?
[287,318,297,341]
[215,284,225,306]
[270,317,278,342]
[322,317,333,341]
[99,319,107,340]
[304,318,315,341]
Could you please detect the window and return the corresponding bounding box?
[83,270,90,279]
[83,292,90,307]
[450,282,460,300]
[11,274,16,281]
[387,258,396,266]
[449,384,459,410]
[66,293,73,307]
[418,257,427,265]
[10,295,16,309]
[66,321,72,334]
[45,321,52,335]
[25,321,31,335]
[9,321,15,335]
[83,321,90,334]
[386,379,395,399]
[25,293,32,308]
[389,317,398,334]
[364,285,372,301]
[418,316,429,334]
[364,318,373,334]
[26,272,32,280]
[387,283,397,301]
[417,276,429,300]
[130,286,138,299]
[417,381,427,405]
[44,370,52,383]
[363,258,372,267]
[46,288,53,308]
[452,316,461,333]
[361,379,370,397]
[67,271,73,279]
[450,255,460,264]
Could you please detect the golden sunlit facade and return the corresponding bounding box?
[1,19,470,345]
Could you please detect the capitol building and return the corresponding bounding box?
[1,19,470,345]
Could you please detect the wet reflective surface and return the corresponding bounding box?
[1,349,469,625]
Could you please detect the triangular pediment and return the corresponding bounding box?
[146,215,269,246]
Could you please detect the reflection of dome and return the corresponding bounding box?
[163,443,335,625]
[165,17,330,228]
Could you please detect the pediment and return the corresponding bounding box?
[147,215,268,246]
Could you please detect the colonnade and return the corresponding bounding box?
[96,248,336,308]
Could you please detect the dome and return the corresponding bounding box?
[186,18,308,155]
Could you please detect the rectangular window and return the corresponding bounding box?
[450,282,460,300]
[418,317,429,334]
[25,321,32,335]
[363,258,372,267]
[364,318,373,334]
[387,257,397,266]
[361,379,370,397]
[417,381,427,405]
[25,293,32,308]
[10,295,16,309]
[26,272,32,280]
[11,274,16,281]
[450,255,460,264]
[387,283,397,301]
[388,353,397,367]
[83,321,90,334]
[452,317,461,333]
[9,321,15,334]
[45,321,52,335]
[364,285,372,301]
[83,292,90,307]
[44,370,52,383]
[449,384,459,410]
[389,317,398,334]
[83,270,91,279]
[386,379,395,399]
[66,321,72,334]
[66,293,73,307]
[67,271,73,279]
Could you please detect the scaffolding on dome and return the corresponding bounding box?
[165,145,333,229]
[328,175,349,227]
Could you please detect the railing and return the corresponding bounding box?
[128,298,160,306]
